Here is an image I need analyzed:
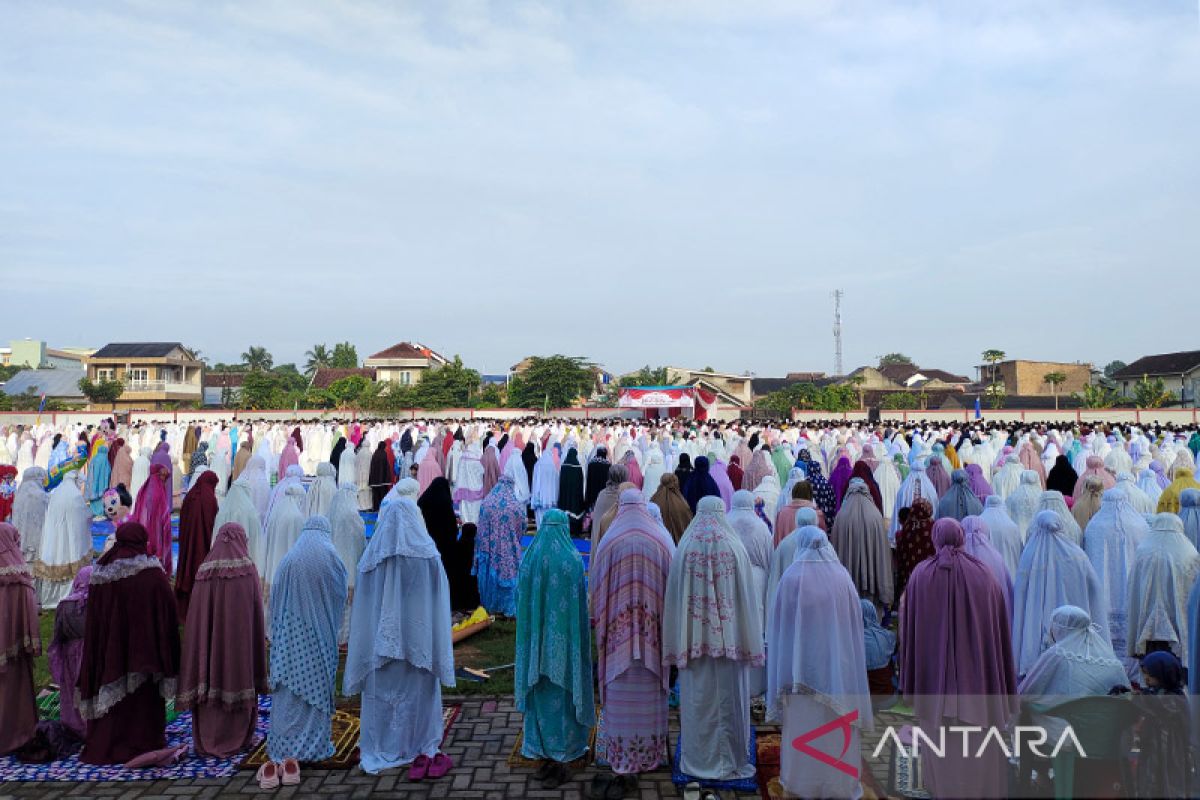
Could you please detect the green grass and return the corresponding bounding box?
[34,611,54,691]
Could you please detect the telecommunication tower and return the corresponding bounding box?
[832,289,844,377]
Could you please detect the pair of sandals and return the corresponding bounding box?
[588,771,637,799]
[255,758,300,790]
[682,781,721,800]
[533,759,572,789]
[408,752,453,781]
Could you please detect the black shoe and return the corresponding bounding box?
[542,762,571,789]
[588,773,613,799]
[533,760,555,781]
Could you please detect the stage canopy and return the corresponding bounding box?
[617,385,718,420]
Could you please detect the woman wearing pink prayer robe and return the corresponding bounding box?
[132,463,174,575]
[416,447,444,495]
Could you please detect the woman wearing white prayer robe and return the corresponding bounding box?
[501,450,530,506]
[261,485,307,599]
[454,442,486,525]
[530,445,560,526]
[1125,513,1200,664]
[768,528,872,799]
[210,448,231,497]
[871,458,901,523]
[131,447,152,506]
[663,496,763,782]
[329,483,366,646]
[344,487,454,774]
[1005,470,1043,542]
[304,462,338,519]
[265,465,305,524]
[727,490,773,698]
[213,478,266,572]
[238,456,271,526]
[34,470,93,608]
[1082,490,1149,681]
[1019,605,1130,700]
[991,455,1024,500]
[337,446,356,489]
[979,496,1022,578]
[354,442,373,511]
[1113,472,1156,515]
[641,449,666,503]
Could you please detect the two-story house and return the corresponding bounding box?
[84,342,204,410]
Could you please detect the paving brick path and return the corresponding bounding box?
[1,697,894,799]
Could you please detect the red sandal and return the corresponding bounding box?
[427,752,453,778]
[408,754,430,781]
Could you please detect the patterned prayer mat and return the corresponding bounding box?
[0,698,269,782]
[505,717,598,771]
[238,703,461,771]
[670,726,758,793]
[37,690,181,724]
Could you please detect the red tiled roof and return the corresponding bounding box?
[367,342,440,361]
[312,367,376,389]
[202,372,247,388]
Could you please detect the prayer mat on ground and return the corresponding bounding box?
[37,690,180,724]
[669,726,757,794]
[238,703,461,771]
[0,698,269,782]
[505,716,598,771]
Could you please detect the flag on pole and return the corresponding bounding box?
[974,396,982,419]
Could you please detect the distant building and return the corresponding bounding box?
[973,359,1092,397]
[364,342,449,385]
[1111,350,1200,407]
[846,364,972,392]
[85,342,204,410]
[665,367,753,406]
[202,372,246,407]
[4,339,91,369]
[1,368,87,404]
[751,371,830,399]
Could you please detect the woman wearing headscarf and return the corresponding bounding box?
[1036,490,1082,546]
[673,452,693,493]
[530,444,560,527]
[475,475,525,617]
[304,462,338,519]
[480,443,501,498]
[924,456,951,498]
[742,449,774,495]
[962,462,992,503]
[887,460,936,544]
[830,479,894,610]
[34,470,92,608]
[175,470,219,621]
[583,446,611,513]
[1083,489,1148,679]
[1018,605,1129,699]
[991,454,1023,500]
[901,518,1016,798]
[827,455,853,514]
[12,467,48,566]
[1071,474,1105,530]
[664,496,764,782]
[513,509,593,788]
[86,437,112,518]
[368,441,393,512]
[328,437,347,482]
[110,438,134,492]
[680,456,721,513]
[49,565,92,738]
[177,523,268,758]
[0,523,40,755]
[590,491,674,786]
[1072,454,1115,499]
[78,522,181,764]
[1013,510,1108,677]
[261,485,307,600]
[267,515,347,765]
[453,441,486,525]
[590,464,627,546]
[344,495,454,776]
[724,453,744,492]
[329,483,367,646]
[556,447,586,538]
[649,473,692,544]
[773,481,826,545]
[132,463,173,575]
[1044,454,1079,497]
[355,440,373,511]
[1136,651,1193,798]
[961,516,1013,612]
[418,477,459,570]
[894,497,935,599]
[727,490,773,697]
[1157,466,1200,514]
[935,469,984,521]
[1005,470,1042,541]
[277,437,299,479]
[848,460,884,513]
[767,525,872,799]
[1125,513,1200,666]
[979,495,1022,578]
[213,476,265,572]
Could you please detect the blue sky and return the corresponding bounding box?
[3,1,1197,377]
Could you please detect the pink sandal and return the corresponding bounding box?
[408,754,430,781]
[427,752,453,778]
[280,758,300,786]
[255,761,280,790]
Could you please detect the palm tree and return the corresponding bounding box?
[981,349,1006,390]
[304,344,332,376]
[1043,371,1067,410]
[242,346,273,372]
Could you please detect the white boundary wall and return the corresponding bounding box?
[789,408,1200,425]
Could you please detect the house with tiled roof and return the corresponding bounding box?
[1112,350,1200,407]
[84,342,204,410]
[363,342,448,386]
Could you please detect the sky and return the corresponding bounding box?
[3,1,1198,379]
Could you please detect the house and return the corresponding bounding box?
[364,342,449,386]
[751,372,830,399]
[1,368,87,405]
[84,342,204,410]
[1111,350,1200,407]
[973,359,1092,396]
[664,367,753,406]
[5,339,92,369]
[846,365,971,392]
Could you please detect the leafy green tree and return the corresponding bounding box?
[756,382,858,416]
[1042,371,1068,410]
[1077,383,1118,409]
[880,391,927,410]
[413,356,481,408]
[304,344,332,376]
[330,342,358,369]
[507,355,595,410]
[241,346,273,372]
[77,377,125,408]
[212,362,247,373]
[327,375,371,408]
[474,384,505,408]
[876,353,914,367]
[1103,360,1127,380]
[0,364,23,382]
[271,364,309,394]
[618,366,670,387]
[240,371,288,409]
[1133,376,1172,409]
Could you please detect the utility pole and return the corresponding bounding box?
[832,289,844,377]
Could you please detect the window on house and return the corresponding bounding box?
[128,368,149,383]
[95,368,113,381]
[400,371,412,385]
